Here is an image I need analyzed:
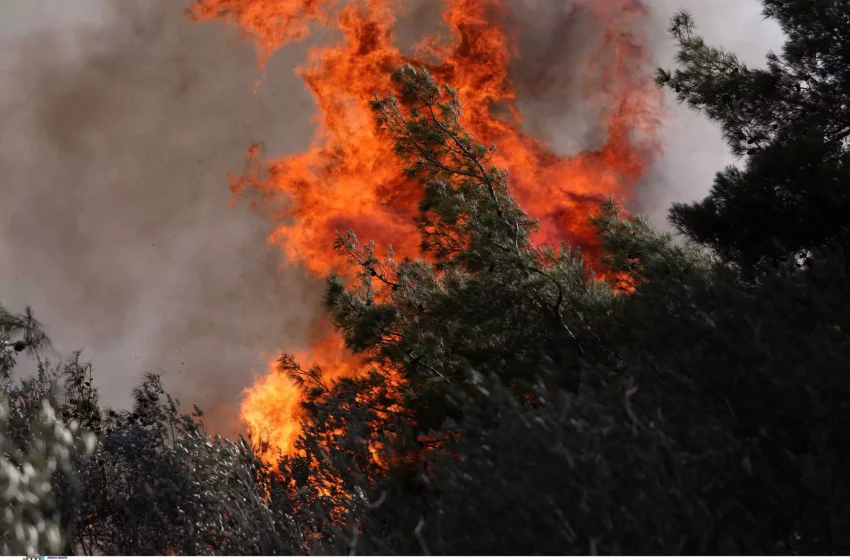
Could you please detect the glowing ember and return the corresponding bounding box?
[190,0,661,463]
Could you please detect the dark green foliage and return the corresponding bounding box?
[597,226,850,552]
[289,216,850,555]
[657,1,850,269]
[341,370,754,555]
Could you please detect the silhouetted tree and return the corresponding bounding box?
[658,1,850,270]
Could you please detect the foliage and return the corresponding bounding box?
[64,370,300,555]
[0,351,94,556]
[319,65,612,440]
[285,213,850,554]
[1,304,49,380]
[0,319,299,555]
[657,1,850,270]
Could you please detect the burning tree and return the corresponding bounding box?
[191,0,662,459]
[318,65,609,426]
[262,66,620,545]
[256,5,850,551]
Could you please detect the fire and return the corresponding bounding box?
[240,328,360,460]
[189,0,662,463]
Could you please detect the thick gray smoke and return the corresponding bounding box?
[0,0,783,434]
[0,0,324,434]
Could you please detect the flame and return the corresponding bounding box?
[190,0,662,463]
[240,328,359,460]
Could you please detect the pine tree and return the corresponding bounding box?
[1,303,49,379]
[299,65,615,438]
[658,0,850,269]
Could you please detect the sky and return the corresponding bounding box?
[0,0,784,434]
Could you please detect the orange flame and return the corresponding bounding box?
[239,327,361,460]
[190,0,662,463]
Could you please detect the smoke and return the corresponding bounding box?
[504,0,785,226]
[507,0,635,155]
[0,0,783,433]
[0,0,324,434]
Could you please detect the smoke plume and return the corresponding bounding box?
[0,0,325,434]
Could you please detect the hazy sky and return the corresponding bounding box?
[0,0,784,434]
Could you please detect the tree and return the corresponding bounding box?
[597,210,850,553]
[312,65,615,441]
[299,198,850,555]
[64,371,298,555]
[658,1,850,269]
[1,303,49,380]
